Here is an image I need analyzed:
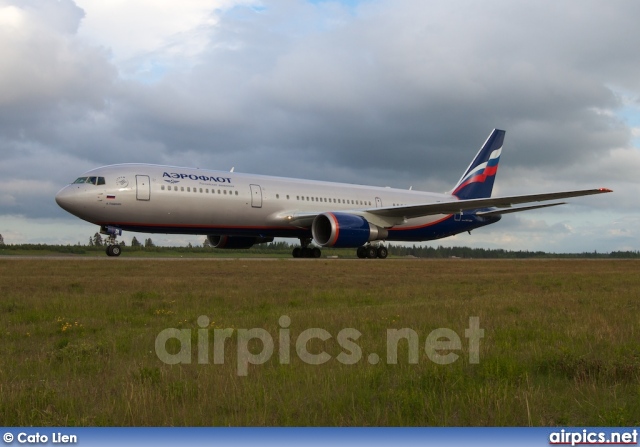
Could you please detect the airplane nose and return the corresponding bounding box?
[55,186,76,213]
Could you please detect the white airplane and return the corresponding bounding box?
[55,129,611,258]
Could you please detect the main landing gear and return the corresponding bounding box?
[291,239,388,259]
[357,244,388,259]
[292,238,322,258]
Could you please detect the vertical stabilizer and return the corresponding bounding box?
[450,129,505,200]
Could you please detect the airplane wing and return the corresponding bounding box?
[281,188,612,228]
[366,188,612,220]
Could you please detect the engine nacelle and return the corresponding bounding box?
[311,212,388,248]
[207,235,274,249]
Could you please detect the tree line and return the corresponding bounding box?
[0,232,639,258]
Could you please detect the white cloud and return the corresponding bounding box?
[74,0,258,79]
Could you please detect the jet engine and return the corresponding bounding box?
[207,235,274,249]
[311,212,388,248]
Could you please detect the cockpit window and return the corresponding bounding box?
[72,176,106,185]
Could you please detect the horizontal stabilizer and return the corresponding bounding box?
[476,202,566,217]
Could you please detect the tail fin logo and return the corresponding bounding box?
[451,147,501,195]
[451,129,505,200]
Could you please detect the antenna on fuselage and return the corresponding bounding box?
[230,167,235,172]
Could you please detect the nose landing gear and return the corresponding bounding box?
[106,244,121,257]
[101,225,122,257]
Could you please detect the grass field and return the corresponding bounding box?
[0,258,639,426]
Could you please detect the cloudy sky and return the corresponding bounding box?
[1,0,639,252]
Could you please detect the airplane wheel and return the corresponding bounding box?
[292,247,301,258]
[301,247,312,258]
[366,246,377,259]
[377,246,388,259]
[111,245,121,257]
[105,245,113,256]
[311,247,321,258]
[356,247,367,258]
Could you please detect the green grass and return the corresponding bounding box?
[0,259,639,426]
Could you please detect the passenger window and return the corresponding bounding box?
[181,187,184,192]
[287,195,290,199]
[224,190,227,195]
[161,185,165,190]
[200,188,203,193]
[276,194,280,199]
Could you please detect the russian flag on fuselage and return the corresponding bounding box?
[451,129,505,200]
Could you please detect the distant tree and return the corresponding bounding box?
[92,232,103,247]
[144,238,155,248]
[187,242,193,248]
[131,236,141,247]
[119,240,126,246]
[203,237,211,248]
[88,237,93,247]
[0,234,4,245]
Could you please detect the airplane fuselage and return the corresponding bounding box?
[55,163,493,242]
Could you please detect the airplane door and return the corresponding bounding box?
[250,184,262,208]
[136,175,150,201]
[375,197,382,208]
